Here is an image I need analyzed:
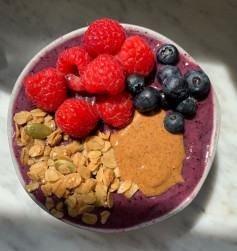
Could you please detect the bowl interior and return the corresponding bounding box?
[7,24,220,232]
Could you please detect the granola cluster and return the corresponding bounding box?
[14,108,139,225]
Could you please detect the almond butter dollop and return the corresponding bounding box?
[110,110,186,197]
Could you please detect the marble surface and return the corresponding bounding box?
[0,0,237,250]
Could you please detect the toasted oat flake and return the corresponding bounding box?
[81,178,96,194]
[107,192,113,208]
[82,213,97,225]
[45,168,60,182]
[30,108,47,117]
[72,152,86,167]
[64,173,82,189]
[109,178,120,192]
[47,129,62,146]
[77,165,91,180]
[117,179,132,194]
[78,205,95,215]
[100,211,110,224]
[57,164,71,175]
[66,195,77,208]
[95,182,107,201]
[56,202,64,210]
[51,208,64,219]
[29,140,44,157]
[26,181,39,192]
[84,136,105,151]
[52,179,67,198]
[15,123,20,138]
[82,192,97,204]
[97,130,110,140]
[50,146,68,160]
[45,197,55,210]
[101,152,117,169]
[113,167,120,178]
[20,147,29,165]
[68,207,79,217]
[66,140,83,156]
[14,111,32,125]
[27,171,40,182]
[102,169,114,187]
[41,183,53,197]
[101,141,111,152]
[124,182,139,198]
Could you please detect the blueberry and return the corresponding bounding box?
[134,87,160,112]
[157,44,179,65]
[176,97,196,116]
[158,91,172,111]
[184,70,210,99]
[157,65,182,84]
[162,76,188,100]
[126,74,145,94]
[163,112,184,133]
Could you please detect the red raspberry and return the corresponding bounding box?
[96,92,133,128]
[83,18,126,58]
[55,99,99,138]
[57,46,93,76]
[65,74,86,92]
[117,36,155,77]
[84,54,125,96]
[24,68,67,112]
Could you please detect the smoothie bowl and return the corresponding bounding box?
[8,19,220,232]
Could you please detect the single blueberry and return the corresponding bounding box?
[156,44,179,65]
[126,74,145,94]
[184,70,210,99]
[163,112,184,133]
[158,91,172,111]
[176,96,196,116]
[162,76,188,100]
[134,87,161,112]
[157,65,182,84]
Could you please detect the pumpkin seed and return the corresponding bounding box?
[26,123,52,139]
[55,160,76,173]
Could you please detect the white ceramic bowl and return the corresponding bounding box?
[7,24,220,232]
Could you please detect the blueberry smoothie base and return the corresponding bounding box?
[11,28,214,230]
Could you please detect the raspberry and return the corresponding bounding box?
[65,74,86,92]
[83,18,126,58]
[117,36,155,77]
[57,46,93,76]
[24,68,67,112]
[96,92,133,128]
[55,99,99,138]
[83,54,125,96]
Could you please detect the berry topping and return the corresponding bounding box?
[176,97,196,116]
[83,18,126,58]
[117,36,155,77]
[126,74,145,94]
[162,76,188,100]
[96,92,133,128]
[57,46,93,76]
[184,70,210,99]
[65,74,86,92]
[55,99,99,138]
[134,87,160,112]
[83,54,125,96]
[157,65,182,84]
[158,91,172,111]
[24,68,67,112]
[156,44,179,65]
[163,112,184,133]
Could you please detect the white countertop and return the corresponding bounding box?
[0,0,237,250]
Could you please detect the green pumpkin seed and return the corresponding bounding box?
[55,160,77,173]
[26,123,52,139]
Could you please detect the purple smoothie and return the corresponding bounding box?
[10,28,214,231]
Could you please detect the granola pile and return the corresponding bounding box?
[14,108,139,225]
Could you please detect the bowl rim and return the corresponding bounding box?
[7,23,221,233]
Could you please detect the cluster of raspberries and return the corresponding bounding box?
[24,19,155,137]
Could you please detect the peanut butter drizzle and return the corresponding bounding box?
[110,110,186,197]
